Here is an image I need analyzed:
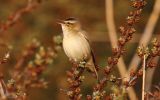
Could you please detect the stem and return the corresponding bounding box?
[0,79,7,99]
[105,0,137,99]
[142,55,146,100]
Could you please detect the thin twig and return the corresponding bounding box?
[0,80,6,99]
[142,55,146,100]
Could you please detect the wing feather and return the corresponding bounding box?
[79,31,96,64]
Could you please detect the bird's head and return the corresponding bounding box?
[58,17,81,33]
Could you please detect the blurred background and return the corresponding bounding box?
[0,0,159,100]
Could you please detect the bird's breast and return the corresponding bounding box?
[63,34,91,62]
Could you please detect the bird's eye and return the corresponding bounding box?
[66,22,70,25]
[66,22,73,26]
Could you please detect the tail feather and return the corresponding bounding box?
[86,57,99,80]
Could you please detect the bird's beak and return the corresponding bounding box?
[56,19,65,24]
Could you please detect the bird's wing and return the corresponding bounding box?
[79,31,89,41]
[80,31,99,80]
[79,31,96,64]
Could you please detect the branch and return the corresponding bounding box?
[91,0,147,99]
[125,38,160,89]
[64,62,86,100]
[105,0,137,99]
[142,55,146,100]
[0,0,40,34]
[145,36,160,92]
[128,0,160,72]
[0,42,11,65]
[145,57,159,91]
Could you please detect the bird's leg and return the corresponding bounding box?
[69,58,77,65]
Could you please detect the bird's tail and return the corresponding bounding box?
[86,57,99,80]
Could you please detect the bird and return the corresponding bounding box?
[58,17,98,79]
